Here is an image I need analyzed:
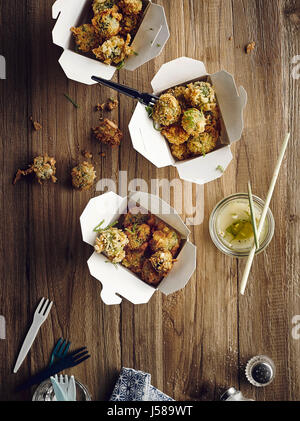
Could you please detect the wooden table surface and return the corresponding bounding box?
[0,0,299,402]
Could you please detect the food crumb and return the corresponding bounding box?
[96,98,119,112]
[99,152,106,157]
[245,41,256,54]
[228,35,233,41]
[82,150,93,159]
[30,116,42,131]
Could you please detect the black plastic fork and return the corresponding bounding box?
[91,75,159,107]
[16,347,90,392]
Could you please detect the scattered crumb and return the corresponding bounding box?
[99,152,106,157]
[82,150,93,159]
[92,118,123,147]
[13,155,57,185]
[96,98,119,112]
[245,41,256,54]
[30,116,42,131]
[228,35,233,41]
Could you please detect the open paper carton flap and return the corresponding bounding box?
[80,191,126,246]
[210,70,247,143]
[158,241,197,295]
[128,103,174,168]
[125,3,170,71]
[176,146,233,185]
[80,191,196,305]
[88,252,156,305]
[52,0,169,83]
[151,57,208,94]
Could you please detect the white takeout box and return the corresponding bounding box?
[80,191,197,305]
[129,57,248,185]
[52,0,170,84]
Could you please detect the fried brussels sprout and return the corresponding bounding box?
[187,126,219,156]
[185,81,216,107]
[92,118,123,147]
[167,85,189,109]
[122,242,148,274]
[125,223,151,250]
[161,125,189,145]
[92,9,122,39]
[14,155,57,185]
[150,250,174,275]
[118,0,143,15]
[120,13,139,35]
[150,226,181,257]
[71,162,96,191]
[141,259,163,287]
[153,94,182,127]
[181,108,206,135]
[92,0,118,14]
[71,24,100,52]
[92,34,133,64]
[94,227,129,264]
[170,143,189,161]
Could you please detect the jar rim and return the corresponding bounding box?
[209,193,275,258]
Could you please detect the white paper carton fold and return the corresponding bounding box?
[80,191,197,305]
[129,57,247,185]
[52,0,170,83]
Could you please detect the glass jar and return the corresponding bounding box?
[32,378,91,401]
[245,355,276,387]
[209,193,275,258]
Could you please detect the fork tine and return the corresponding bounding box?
[53,338,63,354]
[67,347,87,358]
[42,300,53,317]
[72,350,89,362]
[57,339,66,356]
[35,298,46,314]
[62,341,71,356]
[72,355,90,366]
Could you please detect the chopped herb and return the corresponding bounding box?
[93,219,119,233]
[64,93,80,108]
[216,165,224,173]
[149,28,154,30]
[105,260,119,269]
[156,43,161,47]
[145,105,153,118]
[153,120,162,131]
[133,51,139,56]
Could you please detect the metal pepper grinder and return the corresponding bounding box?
[245,355,276,387]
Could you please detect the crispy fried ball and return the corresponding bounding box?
[94,227,129,264]
[141,259,163,287]
[185,81,216,106]
[167,85,189,109]
[181,108,206,135]
[187,126,219,156]
[120,13,139,35]
[92,9,122,39]
[122,242,147,274]
[92,34,133,64]
[150,226,181,257]
[202,102,220,119]
[153,94,182,127]
[92,118,123,147]
[14,155,57,185]
[125,223,151,250]
[122,210,149,228]
[170,143,189,161]
[92,0,118,14]
[150,250,174,275]
[161,125,189,145]
[118,0,143,15]
[71,24,101,53]
[71,162,96,191]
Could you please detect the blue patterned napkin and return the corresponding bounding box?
[110,368,174,401]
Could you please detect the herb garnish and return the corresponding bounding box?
[116,60,125,70]
[64,93,80,108]
[216,165,224,173]
[93,220,119,233]
[145,105,153,118]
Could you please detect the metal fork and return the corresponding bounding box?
[49,338,71,367]
[13,297,53,373]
